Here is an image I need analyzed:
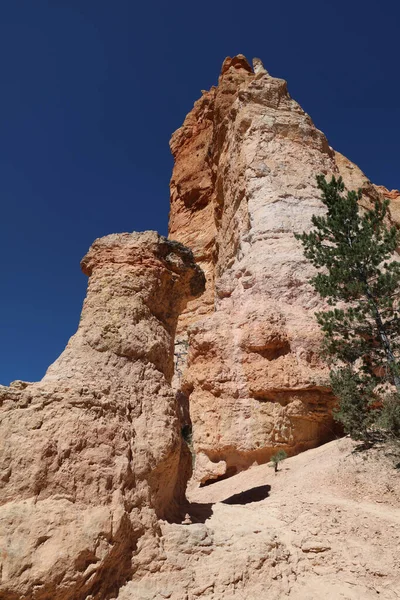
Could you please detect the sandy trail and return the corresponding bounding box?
[120,438,400,599]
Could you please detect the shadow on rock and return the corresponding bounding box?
[182,484,271,524]
[222,484,271,505]
[186,502,214,523]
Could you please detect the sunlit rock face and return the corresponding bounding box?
[0,231,205,600]
[169,55,394,482]
[374,184,400,224]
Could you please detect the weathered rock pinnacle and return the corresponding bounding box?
[168,54,393,484]
[252,56,269,75]
[0,231,205,600]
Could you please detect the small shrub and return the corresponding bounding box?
[181,424,196,467]
[270,449,287,472]
[377,394,400,438]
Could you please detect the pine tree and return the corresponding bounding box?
[296,175,400,439]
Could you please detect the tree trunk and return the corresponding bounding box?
[365,285,400,392]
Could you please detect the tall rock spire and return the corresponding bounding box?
[168,55,388,484]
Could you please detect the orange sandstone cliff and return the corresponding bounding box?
[169,55,397,483]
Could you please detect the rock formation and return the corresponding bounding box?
[375,184,400,224]
[169,55,397,482]
[0,231,205,600]
[1,55,399,600]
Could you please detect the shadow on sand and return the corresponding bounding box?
[221,484,271,505]
[186,484,271,523]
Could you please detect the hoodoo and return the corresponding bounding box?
[0,231,205,600]
[169,55,394,483]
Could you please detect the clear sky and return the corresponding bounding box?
[0,0,399,384]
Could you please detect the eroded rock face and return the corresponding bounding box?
[0,231,205,600]
[169,55,395,482]
[375,184,400,225]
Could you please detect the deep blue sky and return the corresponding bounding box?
[1,0,399,384]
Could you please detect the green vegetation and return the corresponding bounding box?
[270,449,287,472]
[296,175,400,443]
[181,424,196,467]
